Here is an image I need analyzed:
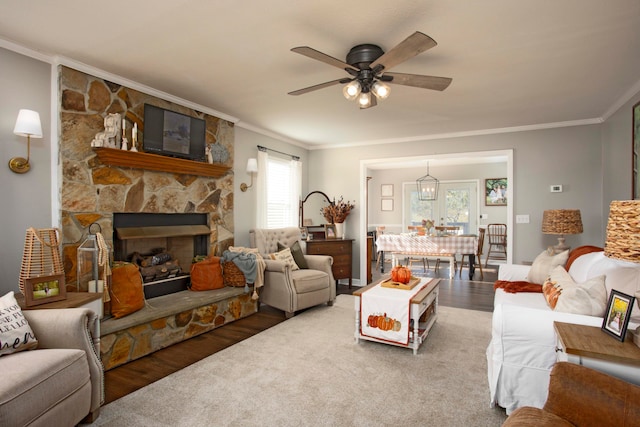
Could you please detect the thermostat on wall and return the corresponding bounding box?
[550,185,563,193]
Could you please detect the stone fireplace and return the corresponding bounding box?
[57,66,236,291]
[113,212,210,298]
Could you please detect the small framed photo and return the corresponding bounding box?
[381,198,394,211]
[485,178,507,206]
[324,224,337,239]
[300,227,308,240]
[23,273,66,307]
[381,184,394,197]
[602,290,635,341]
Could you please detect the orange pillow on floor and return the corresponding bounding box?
[190,256,224,291]
[110,262,145,318]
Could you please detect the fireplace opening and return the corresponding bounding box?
[113,213,210,298]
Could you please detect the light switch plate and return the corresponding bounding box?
[516,214,530,224]
[480,213,488,219]
[550,185,563,193]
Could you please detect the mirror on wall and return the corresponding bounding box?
[299,191,333,227]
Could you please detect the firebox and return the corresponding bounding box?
[113,213,210,298]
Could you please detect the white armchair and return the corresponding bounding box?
[250,227,335,318]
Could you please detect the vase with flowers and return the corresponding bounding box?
[321,196,355,238]
[422,218,435,236]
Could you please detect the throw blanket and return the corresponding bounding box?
[494,280,542,293]
[360,279,429,345]
[223,247,265,288]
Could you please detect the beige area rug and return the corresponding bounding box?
[89,295,507,427]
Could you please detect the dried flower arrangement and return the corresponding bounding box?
[422,218,434,230]
[321,196,355,224]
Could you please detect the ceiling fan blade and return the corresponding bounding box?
[288,79,344,96]
[291,46,359,72]
[370,32,437,72]
[385,72,452,91]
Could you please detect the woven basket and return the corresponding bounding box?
[604,200,640,262]
[19,228,64,294]
[222,261,246,287]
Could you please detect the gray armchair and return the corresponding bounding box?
[250,227,335,318]
[0,308,103,426]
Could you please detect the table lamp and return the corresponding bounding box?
[542,209,583,254]
[604,200,640,263]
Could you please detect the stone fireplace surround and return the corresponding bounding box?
[57,66,258,369]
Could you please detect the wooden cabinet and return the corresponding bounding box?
[305,239,354,287]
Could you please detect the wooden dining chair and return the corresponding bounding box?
[435,225,461,235]
[458,227,485,280]
[485,223,507,267]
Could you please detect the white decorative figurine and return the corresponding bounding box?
[206,145,213,164]
[91,113,122,148]
[121,118,129,150]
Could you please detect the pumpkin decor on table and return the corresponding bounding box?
[367,313,402,332]
[391,264,412,284]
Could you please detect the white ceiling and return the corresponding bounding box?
[1,0,639,149]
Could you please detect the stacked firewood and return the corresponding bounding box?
[128,248,181,282]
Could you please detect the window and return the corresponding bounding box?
[260,154,301,228]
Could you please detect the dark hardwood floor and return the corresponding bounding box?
[103,260,499,405]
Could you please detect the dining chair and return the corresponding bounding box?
[435,225,461,235]
[458,227,485,280]
[374,226,388,270]
[485,223,507,267]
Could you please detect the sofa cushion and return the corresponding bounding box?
[0,291,38,356]
[527,249,569,284]
[542,266,607,316]
[270,247,299,271]
[0,348,91,426]
[277,241,309,269]
[290,269,330,293]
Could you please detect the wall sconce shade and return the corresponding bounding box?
[416,161,439,201]
[604,200,640,263]
[240,158,258,192]
[9,109,42,174]
[542,209,583,253]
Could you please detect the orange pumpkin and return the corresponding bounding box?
[391,265,412,284]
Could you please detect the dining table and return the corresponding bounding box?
[375,233,479,279]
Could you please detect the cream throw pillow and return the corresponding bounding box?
[0,291,38,356]
[526,249,569,284]
[270,247,299,271]
[542,266,607,316]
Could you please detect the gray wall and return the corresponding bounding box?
[0,47,52,296]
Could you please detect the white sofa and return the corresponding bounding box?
[486,250,640,415]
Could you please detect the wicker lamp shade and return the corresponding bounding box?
[542,209,583,253]
[604,200,640,263]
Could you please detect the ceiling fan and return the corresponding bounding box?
[288,31,452,109]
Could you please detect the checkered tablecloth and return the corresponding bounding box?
[375,234,478,255]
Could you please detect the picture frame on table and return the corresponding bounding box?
[23,273,66,307]
[324,224,337,239]
[381,198,394,212]
[602,289,635,341]
[299,227,308,240]
[381,184,394,197]
[485,178,507,206]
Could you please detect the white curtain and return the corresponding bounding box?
[290,158,302,227]
[255,150,268,228]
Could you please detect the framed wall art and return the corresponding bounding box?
[381,199,394,212]
[601,290,635,341]
[381,184,394,197]
[23,273,66,307]
[485,178,507,206]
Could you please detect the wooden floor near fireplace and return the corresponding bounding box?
[104,262,498,404]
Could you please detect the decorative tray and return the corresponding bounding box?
[380,276,421,290]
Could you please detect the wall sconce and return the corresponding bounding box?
[9,109,42,174]
[240,158,258,192]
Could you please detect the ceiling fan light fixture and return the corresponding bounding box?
[343,80,362,100]
[371,81,390,99]
[358,92,372,108]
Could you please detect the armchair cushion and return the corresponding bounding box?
[0,291,38,356]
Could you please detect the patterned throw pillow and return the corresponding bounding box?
[277,241,308,269]
[0,291,38,356]
[526,249,569,284]
[269,247,299,271]
[542,265,607,316]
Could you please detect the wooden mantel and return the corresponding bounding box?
[93,148,230,178]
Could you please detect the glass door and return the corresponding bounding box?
[403,181,478,234]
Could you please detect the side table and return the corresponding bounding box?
[554,321,640,386]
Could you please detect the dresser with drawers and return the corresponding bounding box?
[304,238,354,287]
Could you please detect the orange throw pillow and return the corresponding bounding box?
[110,262,145,318]
[190,256,224,291]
